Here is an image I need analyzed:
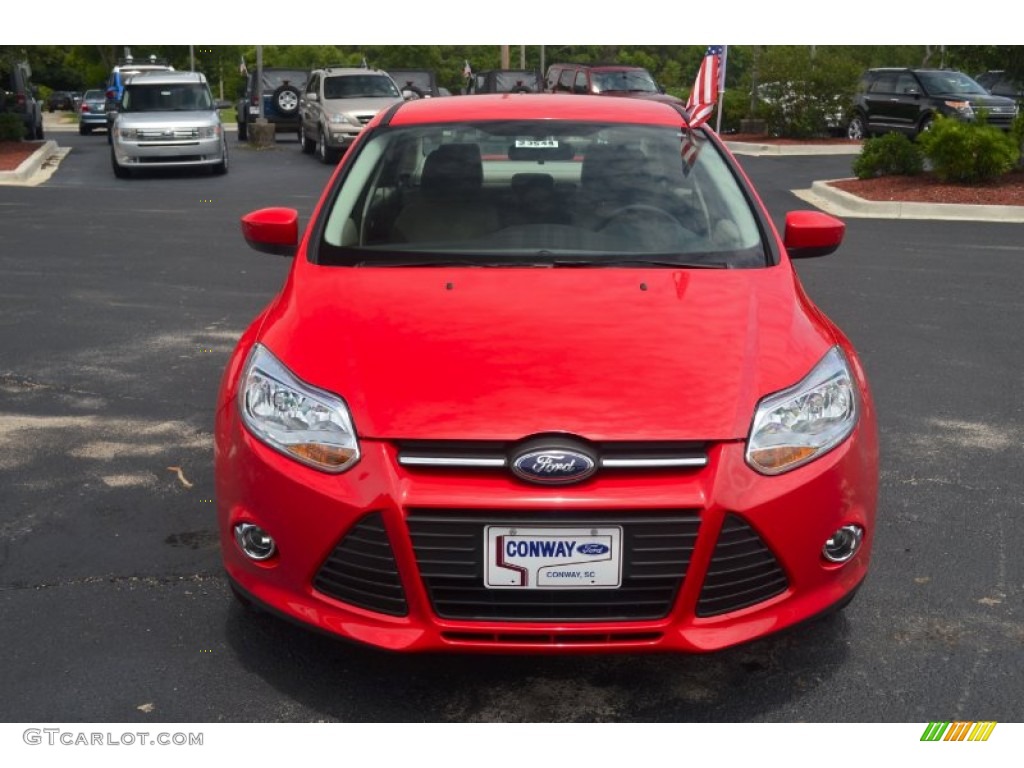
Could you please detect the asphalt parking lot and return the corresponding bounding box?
[1,122,1022,723]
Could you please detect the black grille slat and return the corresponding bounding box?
[407,510,699,622]
[313,512,409,616]
[696,514,788,617]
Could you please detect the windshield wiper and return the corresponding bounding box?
[549,258,728,269]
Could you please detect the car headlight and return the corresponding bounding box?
[746,347,858,475]
[238,344,360,473]
[119,126,138,139]
[944,100,974,118]
[329,113,361,127]
[198,125,221,138]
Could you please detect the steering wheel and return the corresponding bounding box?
[597,204,685,230]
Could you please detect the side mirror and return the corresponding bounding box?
[305,92,318,103]
[783,210,845,259]
[241,207,299,257]
[215,100,232,111]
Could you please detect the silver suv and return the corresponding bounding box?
[299,67,404,163]
[111,71,228,178]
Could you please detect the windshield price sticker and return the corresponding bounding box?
[514,139,559,148]
[485,526,622,589]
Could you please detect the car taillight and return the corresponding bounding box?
[81,104,90,113]
[16,92,26,107]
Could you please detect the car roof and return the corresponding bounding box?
[318,68,392,76]
[387,93,684,126]
[126,71,207,85]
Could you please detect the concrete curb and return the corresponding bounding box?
[725,141,862,157]
[0,141,59,185]
[793,179,1024,223]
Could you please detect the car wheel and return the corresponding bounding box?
[238,120,248,142]
[212,140,228,175]
[846,114,867,141]
[916,115,934,137]
[273,84,301,117]
[79,124,90,136]
[316,127,337,164]
[301,129,315,154]
[110,148,131,179]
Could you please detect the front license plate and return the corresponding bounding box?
[485,526,622,589]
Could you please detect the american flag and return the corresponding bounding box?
[685,45,723,129]
[680,131,701,177]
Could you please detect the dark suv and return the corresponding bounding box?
[847,68,1019,140]
[236,68,308,141]
[466,69,543,94]
[544,63,684,106]
[386,69,442,98]
[1,59,44,140]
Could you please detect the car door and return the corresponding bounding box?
[300,73,320,140]
[890,71,927,133]
[862,71,899,133]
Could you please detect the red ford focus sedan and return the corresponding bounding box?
[216,94,878,653]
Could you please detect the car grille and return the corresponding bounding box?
[313,512,408,616]
[696,514,789,617]
[137,128,201,141]
[407,510,699,622]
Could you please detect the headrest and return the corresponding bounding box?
[421,143,483,193]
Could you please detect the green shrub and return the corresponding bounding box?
[917,115,1019,183]
[0,113,26,141]
[852,132,923,179]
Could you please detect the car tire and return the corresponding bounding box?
[79,124,90,136]
[301,129,315,154]
[110,148,131,179]
[846,114,867,141]
[212,140,229,175]
[316,127,337,164]
[916,115,934,137]
[238,120,248,142]
[273,84,301,117]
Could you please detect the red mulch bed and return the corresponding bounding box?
[0,140,45,172]
[829,170,1024,206]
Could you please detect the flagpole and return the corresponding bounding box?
[715,45,728,134]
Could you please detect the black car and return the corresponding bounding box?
[237,67,308,141]
[466,69,543,94]
[47,90,77,111]
[847,68,1019,140]
[386,69,442,98]
[1,59,44,140]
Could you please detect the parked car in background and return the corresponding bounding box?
[545,63,684,106]
[975,70,1024,104]
[1,59,44,140]
[105,55,175,143]
[236,67,308,142]
[78,89,107,135]
[847,68,1019,140]
[466,69,544,94]
[298,67,404,163]
[386,69,442,99]
[47,90,77,111]
[110,71,227,178]
[219,94,878,655]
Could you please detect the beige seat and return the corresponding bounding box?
[392,143,499,242]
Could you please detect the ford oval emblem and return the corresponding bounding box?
[577,543,609,555]
[511,448,597,485]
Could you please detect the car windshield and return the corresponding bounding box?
[917,71,988,96]
[324,75,401,99]
[492,72,541,92]
[83,89,104,102]
[592,71,660,94]
[261,70,307,91]
[122,83,212,111]
[317,120,766,269]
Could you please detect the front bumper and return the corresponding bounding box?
[216,400,877,654]
[113,136,224,167]
[325,125,363,149]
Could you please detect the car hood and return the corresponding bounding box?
[602,91,686,106]
[117,110,221,127]
[257,266,836,442]
[322,96,403,114]
[933,91,1017,107]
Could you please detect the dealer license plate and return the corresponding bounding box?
[484,526,622,589]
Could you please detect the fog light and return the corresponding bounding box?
[823,525,863,563]
[234,523,276,561]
